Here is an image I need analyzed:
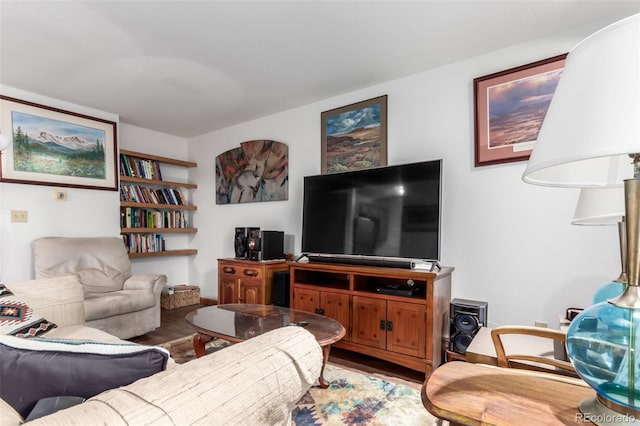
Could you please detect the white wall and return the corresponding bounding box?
[189,22,620,328]
[0,87,120,282]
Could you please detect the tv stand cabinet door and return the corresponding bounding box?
[386,300,426,358]
[352,296,386,350]
[321,292,351,342]
[219,276,238,304]
[293,288,320,313]
[239,279,264,304]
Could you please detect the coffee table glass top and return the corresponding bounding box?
[186,304,345,345]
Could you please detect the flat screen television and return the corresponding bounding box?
[301,159,442,268]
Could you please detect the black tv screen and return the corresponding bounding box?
[301,159,442,263]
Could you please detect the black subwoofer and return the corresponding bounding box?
[272,271,290,307]
[449,298,488,355]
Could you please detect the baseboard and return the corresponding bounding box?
[200,297,217,306]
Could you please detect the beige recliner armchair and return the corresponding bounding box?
[32,236,166,339]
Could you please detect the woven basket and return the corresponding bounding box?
[161,287,200,309]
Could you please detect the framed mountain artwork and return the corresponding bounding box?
[0,96,117,190]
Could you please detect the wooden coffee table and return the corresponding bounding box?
[186,304,346,388]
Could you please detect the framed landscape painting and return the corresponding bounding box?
[0,96,118,190]
[474,54,567,167]
[321,95,387,174]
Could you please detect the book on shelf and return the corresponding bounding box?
[120,207,189,229]
[122,233,165,253]
[120,184,191,208]
[120,154,164,180]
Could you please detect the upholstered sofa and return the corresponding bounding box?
[32,236,166,339]
[0,275,323,425]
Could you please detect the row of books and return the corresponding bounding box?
[122,234,166,254]
[121,184,187,206]
[120,154,163,180]
[121,207,190,229]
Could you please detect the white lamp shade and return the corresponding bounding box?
[571,187,625,225]
[522,14,640,187]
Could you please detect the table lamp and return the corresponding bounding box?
[571,188,627,304]
[522,13,640,424]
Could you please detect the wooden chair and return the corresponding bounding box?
[490,325,578,377]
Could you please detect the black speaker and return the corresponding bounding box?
[245,227,260,257]
[449,298,488,355]
[234,227,248,258]
[272,271,290,307]
[248,230,284,261]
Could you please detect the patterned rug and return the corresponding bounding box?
[159,334,437,425]
[292,364,435,426]
[158,333,230,363]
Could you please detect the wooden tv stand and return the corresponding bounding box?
[289,261,453,374]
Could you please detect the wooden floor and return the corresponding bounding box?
[129,304,425,384]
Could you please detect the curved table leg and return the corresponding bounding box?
[318,345,332,389]
[193,333,214,358]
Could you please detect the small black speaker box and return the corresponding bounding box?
[234,227,248,258]
[246,227,261,258]
[272,271,290,307]
[248,230,284,261]
[449,298,488,355]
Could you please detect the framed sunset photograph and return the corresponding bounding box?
[474,54,567,167]
[0,96,118,190]
[321,95,387,174]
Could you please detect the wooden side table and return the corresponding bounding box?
[422,361,594,425]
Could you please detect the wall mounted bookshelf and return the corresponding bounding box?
[119,149,198,258]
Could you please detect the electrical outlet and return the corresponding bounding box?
[535,321,548,328]
[10,210,28,223]
[53,189,68,201]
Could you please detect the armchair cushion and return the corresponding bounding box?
[0,335,169,418]
[0,284,57,338]
[32,237,133,293]
[84,290,156,321]
[77,267,128,294]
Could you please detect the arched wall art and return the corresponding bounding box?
[215,140,288,204]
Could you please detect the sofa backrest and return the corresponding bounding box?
[32,237,133,293]
[7,275,85,327]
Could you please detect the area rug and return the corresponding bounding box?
[292,364,435,426]
[158,333,230,364]
[159,335,437,425]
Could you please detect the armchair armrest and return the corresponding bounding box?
[123,274,166,296]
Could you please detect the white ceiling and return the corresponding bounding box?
[1,1,639,139]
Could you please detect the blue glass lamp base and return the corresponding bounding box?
[566,302,640,411]
[579,396,639,425]
[593,281,626,305]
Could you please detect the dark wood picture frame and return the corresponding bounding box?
[473,54,567,167]
[0,95,118,190]
[321,95,387,174]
